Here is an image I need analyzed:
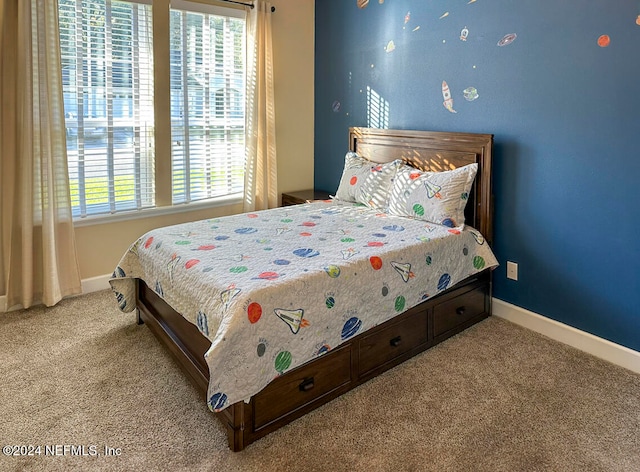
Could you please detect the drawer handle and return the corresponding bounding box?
[456,306,466,316]
[299,377,315,392]
[390,336,402,347]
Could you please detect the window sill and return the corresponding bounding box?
[72,193,244,228]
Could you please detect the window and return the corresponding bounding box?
[59,0,155,217]
[58,0,246,219]
[169,3,246,204]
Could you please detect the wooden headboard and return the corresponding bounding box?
[349,127,493,245]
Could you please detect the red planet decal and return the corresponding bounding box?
[258,272,279,280]
[144,236,154,249]
[597,34,610,47]
[367,241,384,247]
[350,176,358,185]
[448,229,461,235]
[300,232,312,237]
[370,256,383,270]
[247,213,259,218]
[248,302,262,323]
[409,172,421,180]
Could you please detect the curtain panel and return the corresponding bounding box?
[0,0,82,311]
[243,0,277,212]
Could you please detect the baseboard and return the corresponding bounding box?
[0,275,111,313]
[492,298,640,375]
[81,274,112,294]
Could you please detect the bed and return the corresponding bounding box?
[110,127,497,451]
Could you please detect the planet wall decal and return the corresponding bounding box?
[385,40,395,53]
[497,33,517,47]
[463,87,479,101]
[597,34,610,47]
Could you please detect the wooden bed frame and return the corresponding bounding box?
[135,127,494,451]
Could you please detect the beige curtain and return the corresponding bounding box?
[243,0,277,212]
[0,0,82,311]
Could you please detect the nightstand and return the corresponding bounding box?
[281,189,332,207]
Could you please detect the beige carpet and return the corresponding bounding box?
[1,290,639,472]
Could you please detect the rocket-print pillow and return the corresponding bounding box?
[387,163,478,228]
[334,152,403,210]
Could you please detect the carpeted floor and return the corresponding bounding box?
[1,289,639,472]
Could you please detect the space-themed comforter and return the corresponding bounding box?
[110,200,498,412]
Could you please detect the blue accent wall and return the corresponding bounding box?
[314,0,640,351]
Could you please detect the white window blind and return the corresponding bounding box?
[59,0,155,218]
[169,3,246,205]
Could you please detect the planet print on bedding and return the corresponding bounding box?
[110,200,499,411]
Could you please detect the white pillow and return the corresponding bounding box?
[334,152,403,210]
[387,163,478,228]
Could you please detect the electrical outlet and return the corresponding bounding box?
[507,261,518,281]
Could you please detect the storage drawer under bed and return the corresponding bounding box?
[357,307,429,376]
[433,286,487,338]
[252,344,353,429]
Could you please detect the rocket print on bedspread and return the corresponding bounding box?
[109,200,498,412]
